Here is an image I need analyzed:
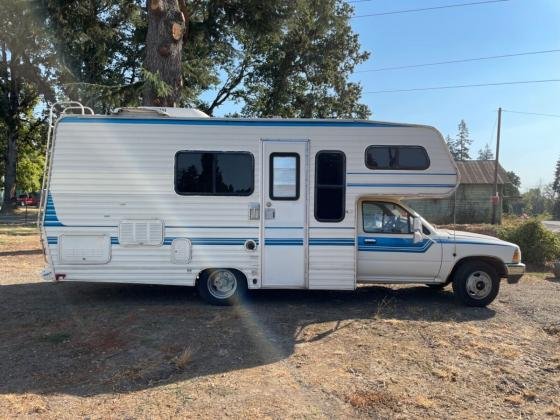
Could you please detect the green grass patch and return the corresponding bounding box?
[0,225,38,236]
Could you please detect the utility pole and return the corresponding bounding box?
[491,107,502,225]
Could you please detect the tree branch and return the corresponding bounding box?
[205,57,251,115]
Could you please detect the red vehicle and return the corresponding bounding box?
[16,193,40,207]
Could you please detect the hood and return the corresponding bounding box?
[437,229,516,247]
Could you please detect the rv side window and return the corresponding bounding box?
[174,151,254,196]
[365,146,430,170]
[315,151,346,222]
[270,153,300,200]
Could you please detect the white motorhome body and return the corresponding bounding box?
[40,107,524,306]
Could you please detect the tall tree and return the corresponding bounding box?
[0,0,55,214]
[143,0,187,106]
[477,143,494,160]
[45,1,368,117]
[552,156,560,218]
[445,134,460,160]
[453,119,472,161]
[239,0,369,118]
[41,0,146,113]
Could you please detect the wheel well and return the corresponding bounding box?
[446,256,507,283]
[196,268,248,286]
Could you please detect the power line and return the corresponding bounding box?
[502,110,560,119]
[352,0,510,18]
[357,49,560,73]
[364,79,560,94]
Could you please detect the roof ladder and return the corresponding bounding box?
[37,101,94,260]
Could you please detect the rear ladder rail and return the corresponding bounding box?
[38,102,94,266]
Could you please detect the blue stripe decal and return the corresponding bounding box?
[167,226,259,229]
[44,193,65,227]
[59,116,406,128]
[348,183,456,188]
[163,237,258,246]
[358,236,435,253]
[265,238,304,246]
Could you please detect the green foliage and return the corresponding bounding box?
[446,120,473,161]
[553,156,560,219]
[239,0,370,118]
[522,185,555,216]
[40,0,369,117]
[0,1,55,212]
[498,219,560,265]
[40,0,146,112]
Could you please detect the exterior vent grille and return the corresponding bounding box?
[119,219,164,246]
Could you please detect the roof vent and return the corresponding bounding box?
[114,107,210,118]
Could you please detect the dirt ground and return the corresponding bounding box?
[1,226,559,419]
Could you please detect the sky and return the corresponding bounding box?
[212,0,560,191]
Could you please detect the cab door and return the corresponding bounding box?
[357,200,442,282]
[261,140,308,288]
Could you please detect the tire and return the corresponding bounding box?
[197,268,247,306]
[426,283,447,290]
[452,261,500,307]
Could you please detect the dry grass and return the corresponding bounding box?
[173,347,194,370]
[0,228,559,418]
[345,389,398,411]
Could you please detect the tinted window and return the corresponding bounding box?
[270,153,299,200]
[365,146,429,170]
[316,152,344,185]
[315,151,345,222]
[175,151,254,195]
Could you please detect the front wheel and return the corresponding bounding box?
[452,261,500,307]
[197,268,247,306]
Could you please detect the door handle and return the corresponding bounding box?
[364,238,377,244]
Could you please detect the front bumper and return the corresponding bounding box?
[505,263,525,284]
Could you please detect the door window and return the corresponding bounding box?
[363,202,412,234]
[270,153,300,200]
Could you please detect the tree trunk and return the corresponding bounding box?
[143,0,186,106]
[0,46,19,215]
[0,129,18,215]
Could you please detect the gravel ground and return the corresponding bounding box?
[1,228,559,418]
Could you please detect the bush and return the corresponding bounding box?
[498,219,560,266]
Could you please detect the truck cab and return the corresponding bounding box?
[356,198,525,307]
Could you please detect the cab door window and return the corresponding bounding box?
[362,202,412,234]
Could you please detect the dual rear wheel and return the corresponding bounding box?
[197,268,247,306]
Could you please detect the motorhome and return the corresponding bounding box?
[39,104,525,307]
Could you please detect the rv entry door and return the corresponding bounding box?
[261,140,308,288]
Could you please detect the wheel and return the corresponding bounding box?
[452,261,500,307]
[197,268,247,306]
[426,283,447,290]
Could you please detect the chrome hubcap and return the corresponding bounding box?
[207,270,237,299]
[465,271,492,300]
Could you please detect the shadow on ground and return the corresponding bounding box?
[0,281,494,396]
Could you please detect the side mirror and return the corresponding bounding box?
[412,217,423,243]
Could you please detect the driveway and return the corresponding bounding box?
[543,220,560,233]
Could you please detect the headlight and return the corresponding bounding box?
[512,248,521,264]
